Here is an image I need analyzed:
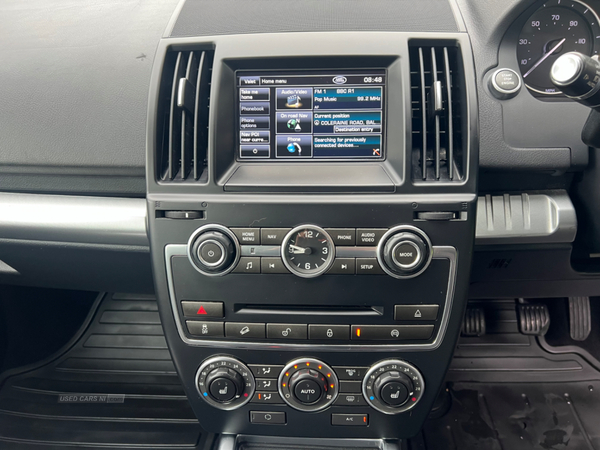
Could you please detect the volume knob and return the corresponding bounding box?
[188,225,240,276]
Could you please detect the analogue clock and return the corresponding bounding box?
[281,225,335,278]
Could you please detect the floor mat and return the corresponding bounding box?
[410,300,600,450]
[0,293,209,449]
[543,297,600,367]
[410,381,599,450]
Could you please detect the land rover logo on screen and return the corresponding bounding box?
[332,76,347,84]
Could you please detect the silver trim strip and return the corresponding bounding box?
[241,245,280,257]
[165,244,458,352]
[0,193,147,247]
[222,435,399,450]
[336,246,378,258]
[475,191,577,245]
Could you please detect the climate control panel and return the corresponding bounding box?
[196,356,424,416]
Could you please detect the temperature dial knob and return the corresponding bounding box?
[188,225,240,276]
[290,369,328,404]
[278,358,339,412]
[205,367,245,403]
[196,356,255,410]
[363,359,425,414]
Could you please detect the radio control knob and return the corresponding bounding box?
[378,227,432,278]
[188,225,240,276]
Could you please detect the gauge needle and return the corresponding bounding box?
[289,245,311,254]
[523,38,566,78]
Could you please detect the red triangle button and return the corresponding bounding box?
[197,306,208,315]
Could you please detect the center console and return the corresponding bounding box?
[147,32,477,440]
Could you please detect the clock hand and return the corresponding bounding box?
[289,245,308,254]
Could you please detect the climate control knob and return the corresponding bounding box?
[290,369,328,404]
[196,356,255,410]
[205,367,245,403]
[188,225,240,276]
[278,358,339,412]
[373,371,412,407]
[377,226,432,278]
[363,359,424,414]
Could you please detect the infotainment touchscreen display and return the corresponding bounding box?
[236,70,386,161]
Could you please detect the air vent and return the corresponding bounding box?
[410,43,466,182]
[156,50,214,182]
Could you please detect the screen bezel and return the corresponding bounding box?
[235,68,388,163]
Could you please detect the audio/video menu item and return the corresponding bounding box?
[237,70,386,160]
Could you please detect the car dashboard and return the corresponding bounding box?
[1,0,600,449]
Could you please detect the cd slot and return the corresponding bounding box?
[236,305,383,316]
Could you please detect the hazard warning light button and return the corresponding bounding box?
[181,301,224,318]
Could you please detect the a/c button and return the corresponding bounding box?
[331,413,368,426]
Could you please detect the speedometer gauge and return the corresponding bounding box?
[517,0,600,95]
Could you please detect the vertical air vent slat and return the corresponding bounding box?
[157,49,213,183]
[180,52,198,180]
[410,42,466,183]
[418,48,427,181]
[443,47,454,181]
[168,52,185,181]
[194,51,212,181]
[430,47,441,180]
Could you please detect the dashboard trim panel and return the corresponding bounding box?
[0,193,148,247]
[165,243,457,352]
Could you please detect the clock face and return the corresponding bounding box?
[281,226,335,278]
